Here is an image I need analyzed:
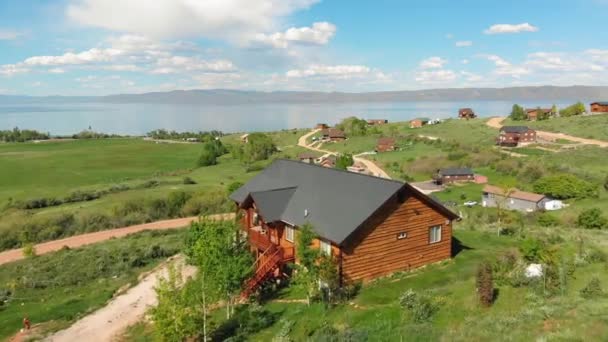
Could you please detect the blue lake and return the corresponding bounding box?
[0,100,577,135]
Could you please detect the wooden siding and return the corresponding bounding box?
[340,195,452,281]
[591,103,608,113]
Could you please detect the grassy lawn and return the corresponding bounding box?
[503,114,608,141]
[0,229,186,340]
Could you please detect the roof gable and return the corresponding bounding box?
[500,126,532,133]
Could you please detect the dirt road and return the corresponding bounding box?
[297,130,391,179]
[0,213,233,267]
[486,117,608,148]
[45,255,196,342]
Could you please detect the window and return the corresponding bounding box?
[429,225,442,244]
[253,212,260,226]
[397,232,408,240]
[285,226,294,242]
[320,240,332,256]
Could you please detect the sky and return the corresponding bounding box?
[0,0,607,96]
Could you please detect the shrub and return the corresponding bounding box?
[399,289,438,323]
[509,104,527,121]
[22,243,36,258]
[519,238,545,262]
[335,154,354,170]
[580,277,603,299]
[140,180,160,188]
[182,177,197,185]
[64,190,101,203]
[559,102,586,117]
[577,208,608,230]
[227,181,244,194]
[533,174,597,200]
[197,146,218,167]
[476,262,494,307]
[537,212,561,227]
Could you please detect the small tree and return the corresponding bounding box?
[295,224,321,306]
[476,261,494,307]
[318,254,340,305]
[22,243,36,258]
[580,277,603,299]
[577,208,608,230]
[509,104,527,121]
[197,146,218,167]
[335,154,354,170]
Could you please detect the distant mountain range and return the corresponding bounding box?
[2,86,608,104]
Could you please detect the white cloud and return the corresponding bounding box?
[23,48,123,66]
[151,56,236,74]
[286,64,371,79]
[415,69,457,83]
[67,0,319,43]
[48,68,66,74]
[101,64,142,72]
[455,40,472,47]
[0,64,29,76]
[484,23,539,34]
[0,29,23,40]
[460,71,482,82]
[419,57,447,69]
[482,54,529,78]
[461,59,469,64]
[254,22,336,49]
[445,33,454,39]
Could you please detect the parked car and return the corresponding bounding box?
[464,201,478,207]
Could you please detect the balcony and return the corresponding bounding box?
[248,226,295,263]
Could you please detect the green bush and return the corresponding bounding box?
[533,174,598,199]
[182,177,197,185]
[197,147,218,167]
[580,277,603,299]
[519,238,545,262]
[577,208,608,230]
[400,289,439,323]
[537,212,561,227]
[509,104,527,121]
[22,243,36,258]
[559,102,586,117]
[227,181,244,194]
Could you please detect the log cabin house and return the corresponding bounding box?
[590,102,608,114]
[497,126,536,147]
[434,168,474,185]
[376,137,396,152]
[458,108,476,119]
[526,108,554,121]
[321,128,346,142]
[319,155,337,168]
[367,119,388,125]
[230,160,459,296]
[298,152,317,164]
[316,123,329,130]
[409,118,430,128]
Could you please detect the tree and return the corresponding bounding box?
[242,133,277,163]
[509,104,527,121]
[198,146,218,167]
[476,261,494,307]
[537,107,551,121]
[336,117,368,136]
[577,208,608,230]
[22,243,36,258]
[335,154,354,170]
[318,254,340,305]
[295,224,321,306]
[533,174,598,200]
[151,264,202,342]
[190,220,253,320]
[559,102,586,117]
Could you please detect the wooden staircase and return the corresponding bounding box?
[241,246,283,299]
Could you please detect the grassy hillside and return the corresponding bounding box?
[0,229,185,340]
[503,114,608,141]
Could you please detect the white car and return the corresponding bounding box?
[463,201,478,207]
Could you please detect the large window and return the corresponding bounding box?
[429,225,442,244]
[320,240,332,256]
[285,226,295,242]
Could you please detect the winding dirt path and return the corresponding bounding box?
[486,117,608,148]
[0,213,233,267]
[45,255,196,342]
[297,130,391,179]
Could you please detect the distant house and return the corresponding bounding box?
[458,108,476,119]
[298,152,317,164]
[526,108,553,121]
[347,162,367,174]
[367,119,388,125]
[319,155,337,168]
[482,185,547,212]
[321,128,346,142]
[497,126,536,147]
[240,133,249,143]
[410,118,430,128]
[316,123,329,130]
[434,168,474,185]
[590,102,608,114]
[231,159,459,296]
[376,137,396,152]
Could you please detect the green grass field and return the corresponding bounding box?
[0,229,186,340]
[503,114,608,141]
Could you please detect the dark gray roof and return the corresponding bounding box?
[231,159,458,245]
[440,167,474,176]
[500,126,531,133]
